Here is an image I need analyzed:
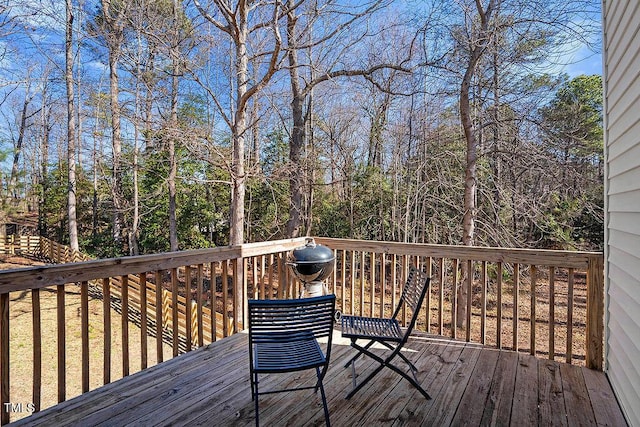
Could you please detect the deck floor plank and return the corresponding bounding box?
[479,350,518,426]
[8,330,626,427]
[538,358,569,427]
[559,363,597,427]
[451,346,500,426]
[582,366,628,427]
[510,353,539,426]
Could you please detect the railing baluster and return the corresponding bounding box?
[496,262,503,349]
[513,263,520,352]
[81,281,89,393]
[370,252,376,318]
[197,264,204,348]
[452,258,459,339]
[480,261,487,345]
[276,254,283,299]
[154,271,163,363]
[103,278,112,384]
[171,268,179,356]
[567,268,574,364]
[350,251,356,315]
[184,266,192,352]
[425,257,432,334]
[404,255,410,326]
[331,249,337,295]
[57,284,66,403]
[121,276,130,376]
[259,255,266,300]
[210,262,217,342]
[139,273,148,370]
[222,261,229,337]
[360,251,366,317]
[267,254,274,299]
[252,258,258,299]
[530,265,537,357]
[237,258,244,332]
[341,250,347,314]
[380,253,387,319]
[1,292,9,425]
[549,266,555,360]
[466,259,473,342]
[32,288,41,412]
[438,258,444,336]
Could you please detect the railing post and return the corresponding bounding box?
[586,255,604,370]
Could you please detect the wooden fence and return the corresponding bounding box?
[0,236,604,425]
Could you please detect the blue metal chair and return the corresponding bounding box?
[248,295,336,427]
[341,266,432,400]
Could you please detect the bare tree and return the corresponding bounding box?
[66,0,79,251]
[283,0,411,237]
[99,0,129,253]
[194,0,283,245]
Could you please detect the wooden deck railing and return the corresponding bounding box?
[0,236,307,424]
[315,238,604,371]
[0,236,604,425]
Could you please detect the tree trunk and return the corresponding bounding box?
[457,0,496,328]
[39,101,51,237]
[229,20,248,247]
[169,73,179,251]
[168,0,180,252]
[66,0,79,252]
[9,89,30,200]
[101,0,128,254]
[285,2,305,238]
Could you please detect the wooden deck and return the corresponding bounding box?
[9,331,626,426]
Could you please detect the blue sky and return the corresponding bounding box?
[564,46,603,77]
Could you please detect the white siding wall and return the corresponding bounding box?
[604,1,640,425]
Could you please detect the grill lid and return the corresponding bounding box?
[290,238,334,264]
[288,238,335,284]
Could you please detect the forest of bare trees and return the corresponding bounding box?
[0,0,603,258]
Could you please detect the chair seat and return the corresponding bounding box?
[254,335,326,373]
[341,315,403,342]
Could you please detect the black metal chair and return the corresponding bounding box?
[341,266,432,399]
[248,295,336,427]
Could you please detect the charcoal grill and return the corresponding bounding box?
[288,238,335,297]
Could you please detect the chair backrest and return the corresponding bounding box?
[248,295,336,347]
[391,267,431,337]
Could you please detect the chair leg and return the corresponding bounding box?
[316,367,331,427]
[251,371,256,400]
[254,375,260,427]
[346,342,432,400]
[344,340,375,368]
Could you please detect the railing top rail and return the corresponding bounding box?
[314,237,603,269]
[0,237,307,293]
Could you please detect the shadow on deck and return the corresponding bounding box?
[10,331,626,426]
